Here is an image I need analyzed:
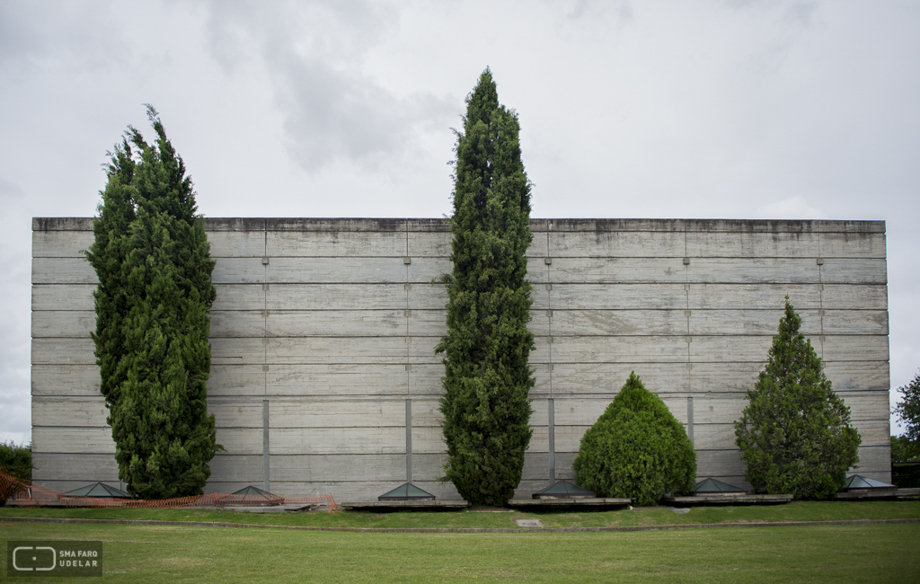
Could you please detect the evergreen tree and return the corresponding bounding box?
[734,298,861,499]
[573,372,696,506]
[85,106,219,499]
[436,69,535,506]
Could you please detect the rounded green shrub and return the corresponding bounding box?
[573,372,696,506]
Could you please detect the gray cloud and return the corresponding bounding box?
[0,1,132,75]
[201,0,455,172]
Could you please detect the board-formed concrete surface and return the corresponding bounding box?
[31,217,890,501]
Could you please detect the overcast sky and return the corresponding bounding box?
[1,0,918,445]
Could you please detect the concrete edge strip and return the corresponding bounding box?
[3,516,919,534]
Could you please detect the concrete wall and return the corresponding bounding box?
[32,217,891,501]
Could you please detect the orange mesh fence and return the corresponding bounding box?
[1,470,337,512]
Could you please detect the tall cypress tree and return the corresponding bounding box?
[436,69,535,506]
[85,106,219,499]
[734,298,861,499]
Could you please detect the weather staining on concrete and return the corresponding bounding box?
[30,217,890,501]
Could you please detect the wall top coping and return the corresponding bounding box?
[33,217,887,234]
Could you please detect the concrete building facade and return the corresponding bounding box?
[32,217,890,501]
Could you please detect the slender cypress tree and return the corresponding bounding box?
[85,106,219,499]
[436,69,535,506]
[734,298,861,499]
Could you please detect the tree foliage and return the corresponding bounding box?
[435,69,535,506]
[0,442,32,505]
[573,372,696,506]
[734,298,861,499]
[894,370,920,445]
[890,436,920,463]
[85,105,219,499]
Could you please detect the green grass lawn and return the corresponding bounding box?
[2,499,920,530]
[2,520,918,583]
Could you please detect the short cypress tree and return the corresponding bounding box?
[734,298,861,499]
[573,372,696,506]
[85,106,219,499]
[435,69,535,506]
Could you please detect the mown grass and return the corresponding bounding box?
[1,520,918,583]
[2,499,919,530]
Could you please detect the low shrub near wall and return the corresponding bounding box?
[573,372,696,506]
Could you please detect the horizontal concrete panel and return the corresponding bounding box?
[535,257,691,284]
[840,391,893,420]
[211,336,441,366]
[548,310,689,336]
[823,310,889,335]
[853,446,891,474]
[685,231,886,259]
[208,364,419,396]
[822,284,889,310]
[211,284,265,311]
[533,397,691,428]
[33,217,94,231]
[31,453,119,482]
[533,218,885,234]
[32,311,94,338]
[545,362,691,394]
[210,310,266,337]
[408,232,452,257]
[273,453,448,483]
[32,284,95,311]
[217,427,409,456]
[818,232,887,259]
[820,335,890,362]
[538,283,689,310]
[212,257,266,283]
[32,257,96,284]
[689,421,886,451]
[32,338,95,365]
[528,425,600,453]
[213,257,452,285]
[210,283,437,311]
[537,257,884,286]
[32,426,115,454]
[266,231,408,257]
[686,231,819,258]
[33,397,108,427]
[821,361,890,391]
[206,230,266,257]
[852,420,891,445]
[270,258,405,284]
[684,361,890,393]
[820,259,887,285]
[696,449,745,478]
[689,284,817,309]
[210,399,418,429]
[33,230,95,258]
[686,335,890,363]
[32,364,101,396]
[210,309,446,338]
[546,335,690,364]
[690,424,738,450]
[689,309,888,336]
[412,426,447,454]
[547,230,686,258]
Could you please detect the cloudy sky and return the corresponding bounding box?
[1,0,918,444]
